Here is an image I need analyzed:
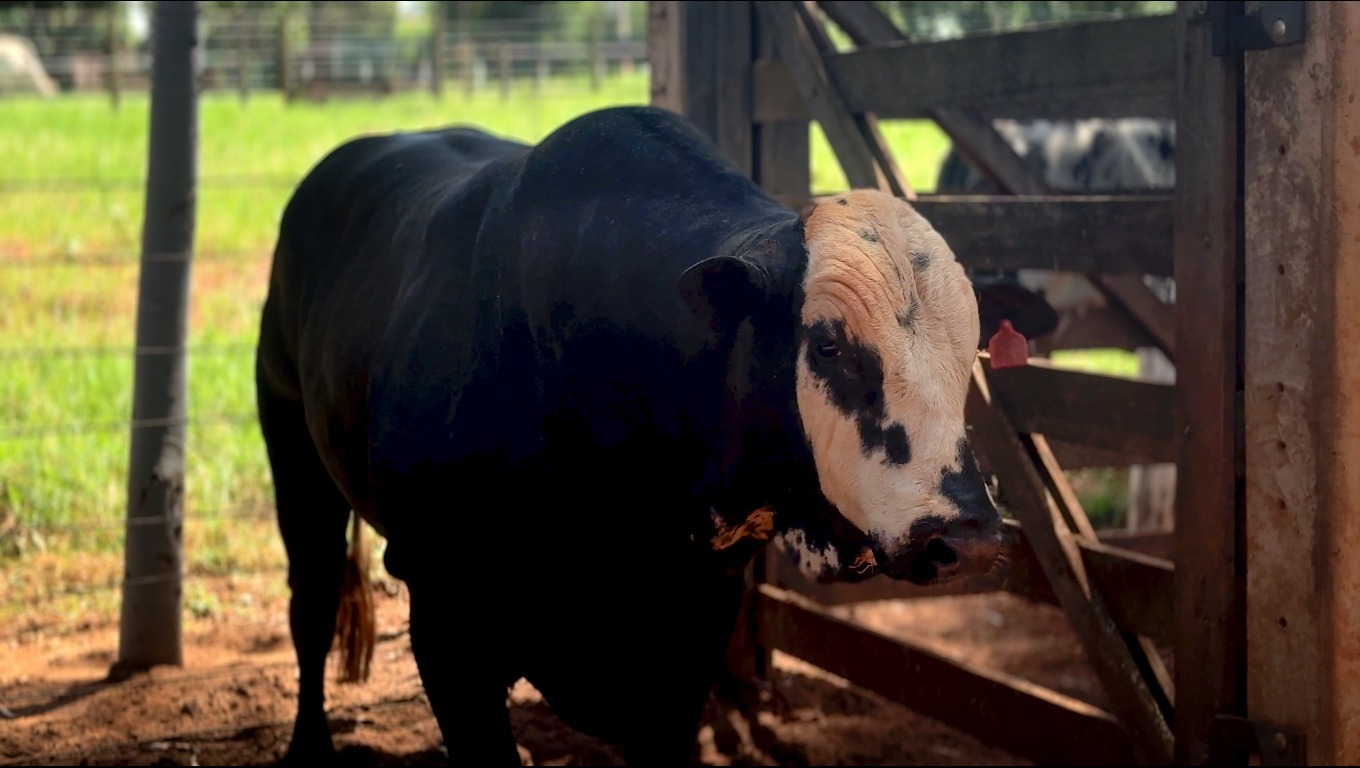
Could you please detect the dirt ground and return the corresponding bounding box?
[0,571,1123,767]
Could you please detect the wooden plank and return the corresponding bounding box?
[753,15,1176,122]
[986,361,1176,464]
[754,1,883,191]
[932,106,1055,195]
[1172,3,1246,763]
[1045,439,1157,470]
[756,584,1137,765]
[648,3,686,117]
[752,9,812,213]
[800,2,913,198]
[1022,419,1175,721]
[713,2,754,173]
[812,2,1051,196]
[968,360,1173,764]
[649,2,719,148]
[1095,527,1174,561]
[1244,2,1360,762]
[1032,302,1160,355]
[815,0,903,46]
[908,196,1174,276]
[1095,275,1177,362]
[767,519,1175,644]
[649,1,755,175]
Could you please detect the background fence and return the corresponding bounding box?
[0,0,654,635]
[1,2,649,101]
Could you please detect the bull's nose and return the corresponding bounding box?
[879,514,1001,585]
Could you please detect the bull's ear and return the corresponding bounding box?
[678,254,768,325]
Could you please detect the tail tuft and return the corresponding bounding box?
[334,512,375,684]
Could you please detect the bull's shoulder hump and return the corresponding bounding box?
[298,128,526,192]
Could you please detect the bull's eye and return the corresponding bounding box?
[815,340,840,359]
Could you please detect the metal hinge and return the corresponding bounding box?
[1200,1,1305,56]
[1211,715,1306,766]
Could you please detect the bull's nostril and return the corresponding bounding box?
[925,537,958,565]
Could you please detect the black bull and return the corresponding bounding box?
[256,106,998,764]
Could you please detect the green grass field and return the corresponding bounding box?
[0,72,1133,617]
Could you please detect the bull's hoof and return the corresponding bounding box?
[277,725,336,766]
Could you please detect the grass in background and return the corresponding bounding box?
[0,73,1136,616]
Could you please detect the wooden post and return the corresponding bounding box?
[649,1,755,174]
[1244,2,1360,763]
[617,0,634,76]
[277,13,292,100]
[498,42,511,99]
[431,4,445,98]
[1173,1,1246,763]
[753,3,810,211]
[650,0,774,709]
[589,7,605,92]
[107,4,122,110]
[236,14,250,104]
[114,0,201,676]
[459,40,474,96]
[534,50,548,95]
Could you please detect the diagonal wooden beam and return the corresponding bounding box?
[814,0,1053,195]
[815,0,904,46]
[931,105,1055,196]
[1023,430,1176,722]
[1094,274,1177,363]
[756,1,910,196]
[967,358,1174,765]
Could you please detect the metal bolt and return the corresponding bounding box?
[1271,18,1288,42]
[1194,1,1208,15]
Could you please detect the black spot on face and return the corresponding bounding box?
[910,251,931,271]
[881,423,912,464]
[899,295,919,330]
[803,318,911,464]
[836,197,849,205]
[858,227,879,243]
[939,438,995,520]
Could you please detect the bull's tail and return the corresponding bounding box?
[334,511,375,684]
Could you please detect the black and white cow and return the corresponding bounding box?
[255,105,1002,765]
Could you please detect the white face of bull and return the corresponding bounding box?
[793,190,1000,582]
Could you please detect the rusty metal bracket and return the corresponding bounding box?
[1211,715,1306,765]
[1206,1,1304,56]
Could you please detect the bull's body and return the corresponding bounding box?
[257,107,812,762]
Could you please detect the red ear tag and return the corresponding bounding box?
[988,319,1029,369]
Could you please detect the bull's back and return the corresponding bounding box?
[257,127,527,509]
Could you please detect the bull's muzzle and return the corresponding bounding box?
[875,513,1002,585]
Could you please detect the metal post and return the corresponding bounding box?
[115,0,201,675]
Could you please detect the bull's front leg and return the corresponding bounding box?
[623,576,747,766]
[407,577,523,766]
[620,670,715,766]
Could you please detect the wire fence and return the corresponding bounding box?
[0,3,653,627]
[2,3,649,100]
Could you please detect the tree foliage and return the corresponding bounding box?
[880,0,1175,42]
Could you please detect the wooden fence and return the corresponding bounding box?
[651,1,1360,765]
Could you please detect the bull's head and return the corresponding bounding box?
[679,189,1002,586]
